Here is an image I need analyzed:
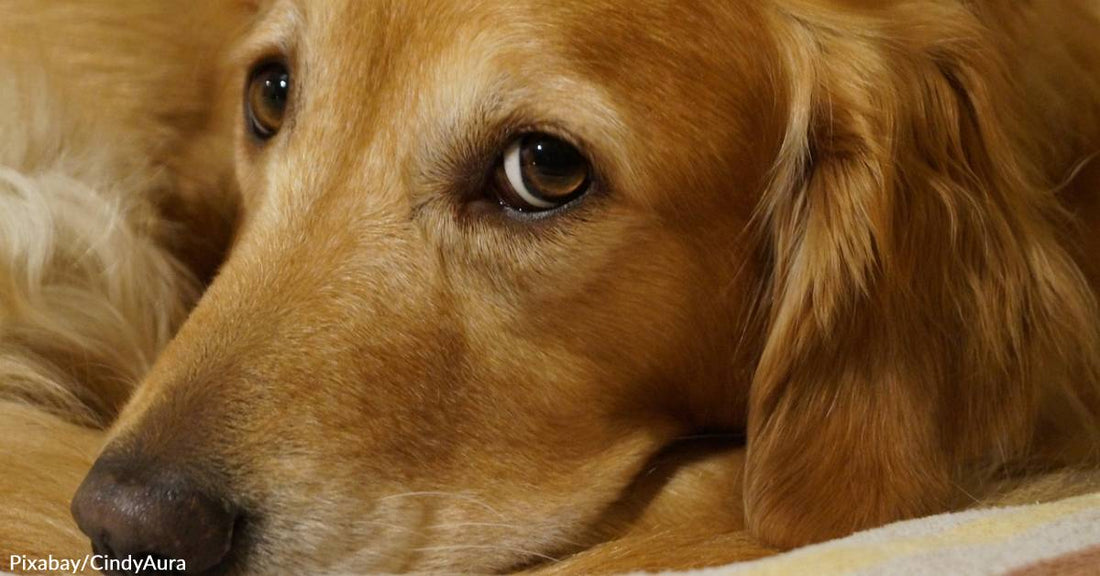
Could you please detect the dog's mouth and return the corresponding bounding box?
[500,434,750,575]
[214,515,252,576]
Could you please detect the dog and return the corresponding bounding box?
[3,0,1100,574]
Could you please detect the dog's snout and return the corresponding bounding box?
[70,458,238,575]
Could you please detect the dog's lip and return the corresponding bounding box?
[212,513,251,576]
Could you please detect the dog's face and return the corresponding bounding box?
[66,0,1100,571]
[77,0,785,572]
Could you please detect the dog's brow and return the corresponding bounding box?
[233,0,303,69]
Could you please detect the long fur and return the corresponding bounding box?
[746,0,1100,547]
[1,0,1099,573]
[0,0,245,560]
[0,67,198,559]
[0,69,199,427]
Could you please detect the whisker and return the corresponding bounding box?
[351,519,424,535]
[671,432,745,442]
[377,491,508,519]
[412,544,562,564]
[429,523,586,549]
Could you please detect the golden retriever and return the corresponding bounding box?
[3,0,1100,574]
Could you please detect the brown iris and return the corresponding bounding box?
[246,62,291,140]
[495,133,592,212]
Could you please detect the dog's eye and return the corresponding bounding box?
[246,62,291,140]
[493,134,591,212]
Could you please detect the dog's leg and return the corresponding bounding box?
[523,443,775,574]
[525,531,774,576]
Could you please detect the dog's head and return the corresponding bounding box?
[73,1,782,572]
[70,0,1100,573]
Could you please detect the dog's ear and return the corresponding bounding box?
[743,3,1100,548]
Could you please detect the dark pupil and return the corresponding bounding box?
[520,135,588,198]
[261,71,289,111]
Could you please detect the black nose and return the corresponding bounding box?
[71,457,238,575]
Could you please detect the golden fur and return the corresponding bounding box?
[2,0,1099,574]
[0,0,244,562]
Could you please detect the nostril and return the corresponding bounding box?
[71,459,238,575]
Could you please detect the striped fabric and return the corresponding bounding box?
[3,494,1097,575]
[656,493,1100,576]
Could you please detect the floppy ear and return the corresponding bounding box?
[744,3,1100,548]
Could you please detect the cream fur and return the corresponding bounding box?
[0,68,198,427]
[0,67,199,559]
